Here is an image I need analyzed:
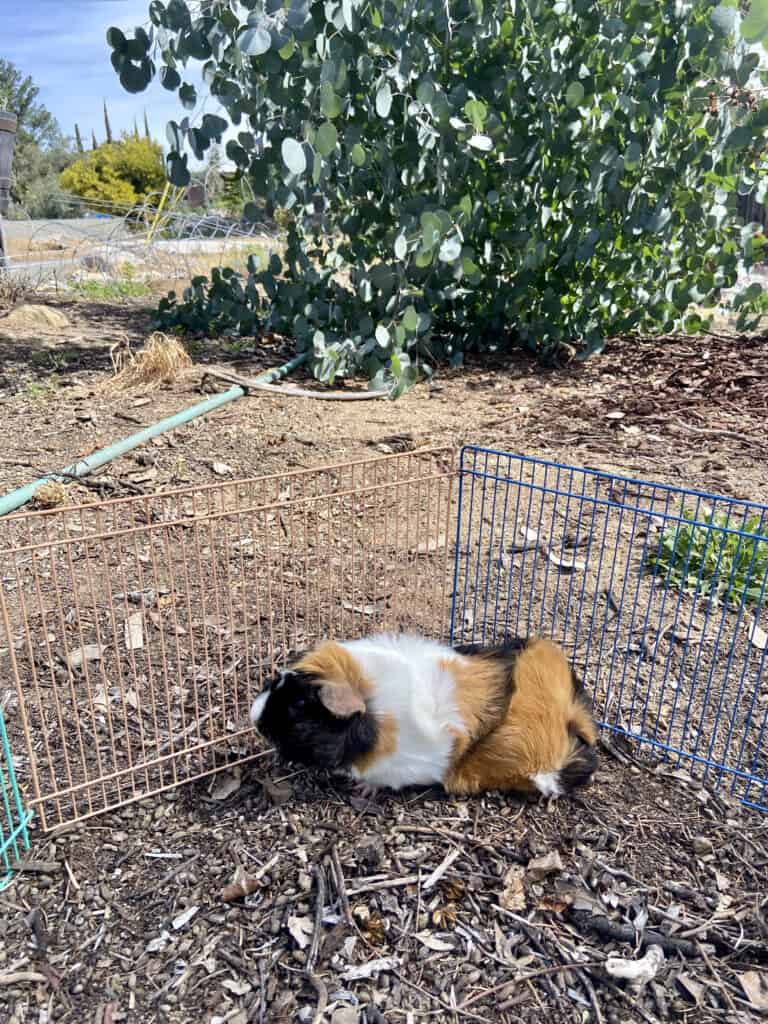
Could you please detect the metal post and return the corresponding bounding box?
[0,111,18,271]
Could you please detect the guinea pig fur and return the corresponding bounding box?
[249,633,598,798]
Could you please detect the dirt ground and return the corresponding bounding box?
[1,295,767,1023]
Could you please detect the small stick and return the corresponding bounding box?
[306,865,329,1024]
[0,971,48,986]
[422,848,461,892]
[221,854,279,902]
[15,861,61,874]
[330,845,353,926]
[346,874,419,896]
[64,859,81,893]
[132,852,201,901]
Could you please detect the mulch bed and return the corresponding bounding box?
[2,739,767,1024]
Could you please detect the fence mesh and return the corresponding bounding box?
[0,448,456,830]
[451,446,768,811]
[1,444,767,837]
[0,705,31,889]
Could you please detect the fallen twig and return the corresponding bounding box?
[306,864,328,1024]
[570,910,714,959]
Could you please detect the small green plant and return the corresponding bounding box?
[25,380,57,401]
[72,277,150,301]
[647,509,768,609]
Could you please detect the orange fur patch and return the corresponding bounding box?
[351,713,399,774]
[440,654,514,759]
[444,638,597,795]
[294,641,373,698]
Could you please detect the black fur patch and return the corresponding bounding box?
[560,735,598,792]
[255,668,376,769]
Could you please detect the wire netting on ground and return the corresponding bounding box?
[0,449,455,830]
[1,444,767,853]
[0,705,30,890]
[451,446,768,811]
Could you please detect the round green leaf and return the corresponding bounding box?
[316,121,338,156]
[376,81,393,118]
[416,80,435,105]
[238,26,272,56]
[321,83,343,119]
[468,134,493,151]
[394,233,407,260]
[439,237,462,262]
[403,306,419,331]
[350,143,366,166]
[742,0,768,41]
[282,137,307,175]
[565,82,585,108]
[160,66,181,91]
[119,60,153,94]
[179,83,197,109]
[106,27,126,51]
[375,324,390,346]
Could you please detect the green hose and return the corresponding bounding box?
[0,352,309,517]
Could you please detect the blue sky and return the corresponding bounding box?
[3,0,230,163]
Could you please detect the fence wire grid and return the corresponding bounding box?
[0,449,456,831]
[1,445,767,842]
[451,446,768,811]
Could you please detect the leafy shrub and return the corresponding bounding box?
[111,0,768,391]
[60,136,165,212]
[647,509,768,609]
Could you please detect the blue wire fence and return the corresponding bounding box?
[0,705,31,890]
[450,446,768,811]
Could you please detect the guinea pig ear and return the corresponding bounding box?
[318,682,366,719]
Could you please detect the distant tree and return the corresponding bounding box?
[143,110,151,140]
[133,118,140,139]
[74,123,84,154]
[91,130,98,150]
[60,134,165,212]
[0,58,76,216]
[103,100,113,144]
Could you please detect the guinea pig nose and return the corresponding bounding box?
[249,691,269,725]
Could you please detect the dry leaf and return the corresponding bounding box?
[212,461,233,476]
[340,957,401,981]
[748,618,767,651]
[92,686,109,714]
[172,906,199,930]
[544,548,586,572]
[124,612,144,651]
[415,931,454,953]
[221,978,252,996]
[287,915,314,949]
[739,971,768,1010]
[526,850,564,881]
[605,410,625,420]
[145,930,172,953]
[500,865,526,911]
[123,689,139,711]
[67,644,104,669]
[209,769,241,801]
[676,972,705,1003]
[341,601,376,616]
[606,946,664,991]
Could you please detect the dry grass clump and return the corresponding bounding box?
[105,331,192,391]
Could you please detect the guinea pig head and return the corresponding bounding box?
[249,643,377,769]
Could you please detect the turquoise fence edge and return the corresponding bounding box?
[0,705,32,891]
[0,351,310,518]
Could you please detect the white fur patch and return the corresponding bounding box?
[249,691,269,725]
[342,633,466,790]
[532,771,563,797]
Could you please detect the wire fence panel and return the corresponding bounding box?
[0,705,31,889]
[451,446,768,811]
[0,449,456,831]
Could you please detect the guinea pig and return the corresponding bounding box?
[249,632,598,798]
